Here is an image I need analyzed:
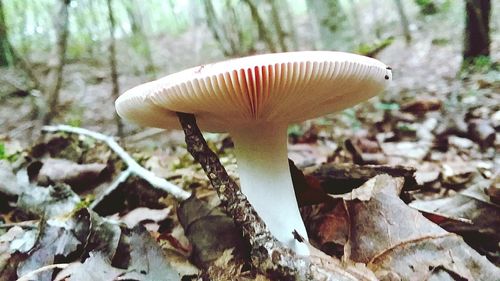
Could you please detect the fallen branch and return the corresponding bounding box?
[0,220,39,229]
[42,125,191,204]
[177,112,362,280]
[16,263,69,281]
[310,162,418,191]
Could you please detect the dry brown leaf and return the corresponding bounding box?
[305,202,349,256]
[177,196,249,269]
[369,234,495,281]
[344,175,499,280]
[414,161,441,185]
[441,159,476,186]
[30,158,107,189]
[288,143,330,168]
[486,176,500,204]
[401,97,442,115]
[0,160,22,196]
[345,137,387,165]
[410,179,500,263]
[379,141,430,160]
[307,241,377,281]
[333,175,404,202]
[467,119,496,148]
[118,206,172,228]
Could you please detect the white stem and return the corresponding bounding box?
[231,124,309,256]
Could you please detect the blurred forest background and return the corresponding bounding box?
[0,0,498,143]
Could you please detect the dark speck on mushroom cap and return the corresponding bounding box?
[115,51,392,132]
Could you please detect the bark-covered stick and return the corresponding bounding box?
[176,112,313,280]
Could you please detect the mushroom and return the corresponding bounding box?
[115,51,392,255]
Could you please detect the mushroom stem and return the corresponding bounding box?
[231,124,309,256]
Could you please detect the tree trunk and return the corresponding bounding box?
[202,0,231,56]
[347,0,364,45]
[124,0,156,76]
[305,0,346,49]
[463,0,491,60]
[43,0,70,125]
[280,0,298,50]
[267,0,288,52]
[106,0,123,137]
[242,0,276,53]
[0,0,41,90]
[393,0,412,44]
[0,0,16,67]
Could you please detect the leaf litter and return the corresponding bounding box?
[0,41,499,280]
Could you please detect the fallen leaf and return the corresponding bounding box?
[120,226,181,281]
[400,97,441,115]
[206,249,246,281]
[17,183,81,218]
[61,252,125,281]
[0,160,22,196]
[410,179,500,264]
[290,159,333,207]
[118,206,172,228]
[16,217,89,281]
[29,158,107,190]
[85,209,122,262]
[345,137,386,165]
[441,159,476,186]
[448,135,475,150]
[302,201,348,257]
[467,119,496,148]
[0,227,26,274]
[379,141,430,160]
[414,162,441,185]
[8,227,37,254]
[177,196,249,269]
[486,176,500,204]
[158,224,192,255]
[343,175,500,280]
[288,143,330,168]
[307,241,377,281]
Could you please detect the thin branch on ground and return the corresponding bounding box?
[42,125,191,204]
[16,263,69,281]
[0,220,39,229]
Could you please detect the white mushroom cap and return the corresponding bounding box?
[115,51,392,255]
[116,51,391,131]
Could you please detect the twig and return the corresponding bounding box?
[311,162,418,190]
[177,112,317,280]
[0,220,39,229]
[16,263,69,281]
[42,125,191,203]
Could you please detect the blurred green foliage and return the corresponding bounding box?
[0,143,5,160]
[415,0,438,15]
[375,102,400,111]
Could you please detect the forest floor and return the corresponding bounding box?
[0,25,499,280]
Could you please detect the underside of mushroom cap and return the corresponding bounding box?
[116,51,392,132]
